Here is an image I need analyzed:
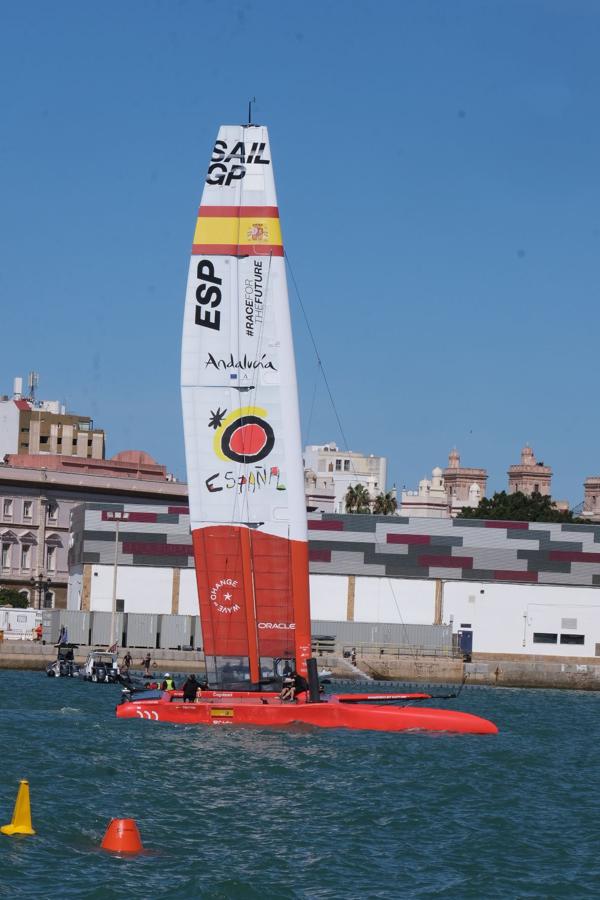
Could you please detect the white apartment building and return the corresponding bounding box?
[303,442,387,513]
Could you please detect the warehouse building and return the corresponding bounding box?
[67,505,600,661]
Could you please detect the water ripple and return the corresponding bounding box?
[0,673,599,897]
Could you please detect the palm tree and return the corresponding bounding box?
[345,485,357,513]
[373,492,397,515]
[345,483,371,514]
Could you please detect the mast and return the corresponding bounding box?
[181,125,311,687]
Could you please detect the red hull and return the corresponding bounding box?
[116,692,498,735]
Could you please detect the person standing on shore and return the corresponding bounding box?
[142,652,152,676]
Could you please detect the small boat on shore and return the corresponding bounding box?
[46,644,79,678]
[80,650,120,683]
[116,121,498,736]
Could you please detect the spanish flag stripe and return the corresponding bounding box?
[192,243,284,257]
[193,216,282,247]
[198,205,279,218]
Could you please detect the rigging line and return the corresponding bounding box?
[285,251,352,455]
[385,577,420,663]
[303,369,319,447]
[285,252,377,510]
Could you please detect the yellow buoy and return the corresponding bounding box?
[1,779,36,836]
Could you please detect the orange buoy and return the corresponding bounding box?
[100,818,144,853]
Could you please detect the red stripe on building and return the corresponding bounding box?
[484,520,529,530]
[418,555,473,568]
[123,542,193,556]
[192,243,284,257]
[101,511,157,523]
[549,550,600,563]
[197,206,279,217]
[168,506,189,515]
[493,570,538,582]
[308,520,344,531]
[387,533,430,545]
[309,548,332,562]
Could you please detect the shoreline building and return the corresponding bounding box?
[508,445,552,496]
[443,449,487,515]
[303,442,387,513]
[0,375,184,608]
[400,450,487,518]
[0,375,105,460]
[0,452,186,608]
[583,476,600,521]
[68,505,600,664]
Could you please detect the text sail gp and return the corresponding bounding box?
[181,125,311,689]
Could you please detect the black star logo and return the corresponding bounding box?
[208,407,227,430]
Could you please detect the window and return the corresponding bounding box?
[560,634,585,645]
[335,459,342,471]
[20,545,31,569]
[533,632,558,644]
[23,500,32,519]
[46,545,56,573]
[3,499,13,517]
[48,504,58,522]
[534,483,540,493]
[344,460,350,472]
[1,543,10,569]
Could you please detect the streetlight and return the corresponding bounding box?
[30,574,52,610]
[104,510,130,648]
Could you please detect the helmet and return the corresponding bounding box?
[164,672,171,677]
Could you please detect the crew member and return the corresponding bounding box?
[280,672,295,702]
[122,651,133,674]
[293,672,309,698]
[141,653,152,676]
[163,673,175,690]
[182,673,199,703]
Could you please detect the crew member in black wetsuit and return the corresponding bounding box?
[293,672,309,698]
[182,674,199,703]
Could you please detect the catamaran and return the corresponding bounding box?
[116,122,497,734]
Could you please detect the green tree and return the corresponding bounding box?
[373,491,398,515]
[345,483,372,514]
[0,588,29,608]
[458,490,585,523]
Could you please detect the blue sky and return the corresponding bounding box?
[1,0,599,504]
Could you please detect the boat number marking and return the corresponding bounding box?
[135,707,159,721]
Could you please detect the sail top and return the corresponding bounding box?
[181,124,306,544]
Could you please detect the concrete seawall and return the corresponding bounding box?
[0,642,205,674]
[322,652,600,691]
[5,643,600,690]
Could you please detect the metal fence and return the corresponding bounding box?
[42,610,455,656]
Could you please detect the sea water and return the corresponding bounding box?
[1,671,600,899]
